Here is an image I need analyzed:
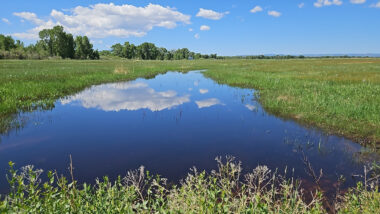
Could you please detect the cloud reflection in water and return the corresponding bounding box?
[61,82,190,112]
[195,98,223,109]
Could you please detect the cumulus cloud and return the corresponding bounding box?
[314,0,343,8]
[1,18,10,24]
[195,98,223,109]
[196,8,229,20]
[12,3,190,40]
[250,6,263,13]
[194,33,200,39]
[350,0,366,4]
[61,82,190,112]
[268,10,282,17]
[298,3,305,8]
[13,12,44,25]
[200,25,210,31]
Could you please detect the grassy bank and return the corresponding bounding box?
[202,58,380,145]
[1,58,379,144]
[1,157,379,213]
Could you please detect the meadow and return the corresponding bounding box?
[1,58,379,145]
[1,58,380,213]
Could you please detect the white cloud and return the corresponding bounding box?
[188,28,193,32]
[13,12,44,25]
[194,33,200,39]
[199,89,209,94]
[1,18,10,24]
[61,82,190,112]
[370,1,380,7]
[196,8,229,20]
[350,0,366,4]
[195,98,223,109]
[200,25,210,31]
[298,3,305,8]
[314,0,343,8]
[12,3,190,40]
[268,10,282,17]
[250,6,263,13]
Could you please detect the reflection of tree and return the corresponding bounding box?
[0,114,26,143]
[0,104,55,143]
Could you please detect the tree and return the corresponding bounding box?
[135,42,158,60]
[157,47,168,60]
[174,48,190,60]
[122,42,136,59]
[38,26,75,58]
[0,35,16,51]
[111,43,123,57]
[74,36,96,59]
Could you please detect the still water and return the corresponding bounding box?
[0,71,376,193]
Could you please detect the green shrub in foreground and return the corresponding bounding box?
[0,157,379,213]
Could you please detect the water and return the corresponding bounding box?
[0,71,376,193]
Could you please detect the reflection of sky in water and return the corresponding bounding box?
[61,72,225,111]
[0,71,377,195]
[61,82,190,112]
[195,98,223,109]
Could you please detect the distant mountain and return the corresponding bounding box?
[302,53,380,57]
[236,53,380,57]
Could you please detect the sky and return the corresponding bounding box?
[0,0,379,55]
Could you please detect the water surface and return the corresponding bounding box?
[0,71,376,193]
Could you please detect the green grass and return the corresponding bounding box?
[1,157,379,213]
[1,58,380,145]
[202,58,380,145]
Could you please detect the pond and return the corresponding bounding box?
[0,71,377,194]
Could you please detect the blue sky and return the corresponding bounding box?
[1,0,379,55]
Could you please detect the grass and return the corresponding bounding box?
[1,58,379,145]
[202,58,380,145]
[0,156,379,213]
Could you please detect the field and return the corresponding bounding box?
[1,58,380,213]
[1,58,379,145]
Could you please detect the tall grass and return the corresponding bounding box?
[1,157,378,213]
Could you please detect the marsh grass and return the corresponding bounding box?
[0,156,379,213]
[1,58,379,145]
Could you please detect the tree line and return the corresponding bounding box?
[0,26,99,60]
[105,42,219,60]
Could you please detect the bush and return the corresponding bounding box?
[0,157,379,213]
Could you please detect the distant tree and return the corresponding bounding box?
[0,34,16,51]
[157,47,168,60]
[174,48,190,60]
[111,43,123,57]
[202,54,209,59]
[74,36,96,59]
[38,26,75,58]
[81,36,93,58]
[137,42,158,60]
[122,42,136,59]
[89,50,100,60]
[99,50,112,56]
